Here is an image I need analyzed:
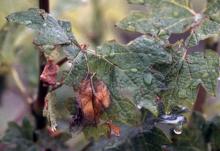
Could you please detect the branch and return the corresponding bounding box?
[31,0,50,130]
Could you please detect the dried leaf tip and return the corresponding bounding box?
[40,59,59,86]
[106,120,120,137]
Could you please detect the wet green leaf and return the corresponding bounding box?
[161,49,219,110]
[119,1,193,36]
[85,36,171,119]
[6,8,70,45]
[86,126,170,151]
[1,119,70,151]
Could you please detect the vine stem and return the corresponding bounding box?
[31,0,50,129]
[165,0,197,16]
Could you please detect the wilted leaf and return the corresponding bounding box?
[106,121,120,137]
[43,85,75,131]
[40,59,59,86]
[77,78,96,123]
[43,92,59,131]
[76,77,111,124]
[95,80,111,109]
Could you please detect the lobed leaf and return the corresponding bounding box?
[119,1,193,37]
[160,48,219,110]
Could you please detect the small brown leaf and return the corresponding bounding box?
[76,77,111,124]
[77,79,95,123]
[106,121,120,137]
[40,59,59,86]
[95,81,111,109]
[47,127,62,137]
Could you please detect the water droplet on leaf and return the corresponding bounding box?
[130,68,138,72]
[24,20,32,25]
[137,104,142,109]
[173,122,183,135]
[144,73,153,85]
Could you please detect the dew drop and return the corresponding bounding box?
[137,102,143,109]
[173,122,183,135]
[173,128,182,135]
[130,68,138,72]
[137,104,142,109]
[24,20,32,25]
[109,52,115,57]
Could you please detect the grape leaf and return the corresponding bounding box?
[85,126,170,151]
[43,85,75,131]
[205,0,220,16]
[118,1,194,36]
[1,118,71,151]
[89,36,172,115]
[160,48,219,110]
[64,35,172,126]
[121,0,220,46]
[187,19,220,46]
[6,8,70,45]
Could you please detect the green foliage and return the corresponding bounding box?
[1,118,70,151]
[161,48,219,109]
[119,0,220,46]
[6,8,70,45]
[118,1,193,35]
[167,112,220,151]
[88,36,172,115]
[86,126,170,151]
[4,0,220,148]
[85,109,170,151]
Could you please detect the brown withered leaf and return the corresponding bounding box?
[95,81,111,109]
[77,79,95,123]
[76,77,111,124]
[40,59,59,86]
[106,121,120,137]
